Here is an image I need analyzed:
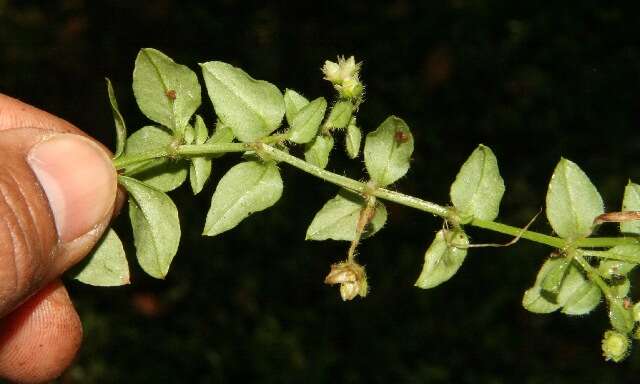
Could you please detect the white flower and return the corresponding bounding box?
[322,60,342,83]
[322,56,362,85]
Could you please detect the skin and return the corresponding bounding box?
[0,94,123,383]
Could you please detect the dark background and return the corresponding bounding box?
[3,1,640,382]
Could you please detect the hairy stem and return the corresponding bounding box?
[112,141,639,250]
[574,253,615,301]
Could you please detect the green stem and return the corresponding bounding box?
[112,143,249,170]
[574,253,615,301]
[256,143,451,218]
[111,141,640,251]
[112,148,170,169]
[471,218,565,248]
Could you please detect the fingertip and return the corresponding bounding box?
[0,281,82,383]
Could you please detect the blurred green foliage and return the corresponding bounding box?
[2,1,640,382]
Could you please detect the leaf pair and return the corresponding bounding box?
[522,257,602,315]
[74,176,181,285]
[416,144,505,289]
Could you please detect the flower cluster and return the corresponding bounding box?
[322,56,364,100]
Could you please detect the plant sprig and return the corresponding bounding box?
[76,48,640,362]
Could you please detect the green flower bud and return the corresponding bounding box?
[324,261,368,301]
[336,76,364,99]
[602,330,630,362]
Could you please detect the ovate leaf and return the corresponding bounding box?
[119,176,181,279]
[124,126,188,192]
[364,116,414,187]
[74,228,130,286]
[305,190,387,241]
[415,229,468,289]
[105,78,127,159]
[203,161,283,236]
[597,244,640,266]
[345,120,362,159]
[304,134,334,169]
[540,257,570,297]
[289,97,327,144]
[201,61,284,142]
[598,257,638,278]
[610,278,631,299]
[189,115,212,194]
[325,100,353,129]
[557,264,602,315]
[522,288,561,314]
[546,158,604,239]
[183,123,195,144]
[132,48,201,133]
[450,145,505,221]
[284,89,309,125]
[621,181,640,234]
[522,258,565,313]
[207,121,235,150]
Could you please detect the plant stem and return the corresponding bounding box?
[574,253,615,301]
[112,143,249,170]
[256,143,451,218]
[112,141,640,251]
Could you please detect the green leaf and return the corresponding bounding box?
[201,61,285,142]
[105,78,127,159]
[325,100,353,129]
[118,176,181,279]
[124,126,188,192]
[189,115,212,194]
[557,264,602,315]
[183,123,195,145]
[522,288,561,314]
[208,121,235,146]
[596,245,640,269]
[203,161,283,236]
[345,120,362,159]
[288,97,327,144]
[364,116,414,187]
[621,181,640,234]
[610,278,631,299]
[132,48,201,133]
[609,298,634,334]
[415,229,468,289]
[450,145,505,221]
[546,158,604,239]
[305,190,387,241]
[522,258,564,313]
[540,257,570,296]
[304,134,334,169]
[73,228,130,286]
[599,258,638,278]
[284,89,309,125]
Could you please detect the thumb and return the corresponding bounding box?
[0,127,117,316]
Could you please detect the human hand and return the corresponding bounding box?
[0,94,119,383]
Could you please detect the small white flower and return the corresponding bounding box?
[322,60,341,83]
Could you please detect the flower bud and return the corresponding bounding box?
[324,261,368,301]
[336,76,364,99]
[602,330,630,362]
